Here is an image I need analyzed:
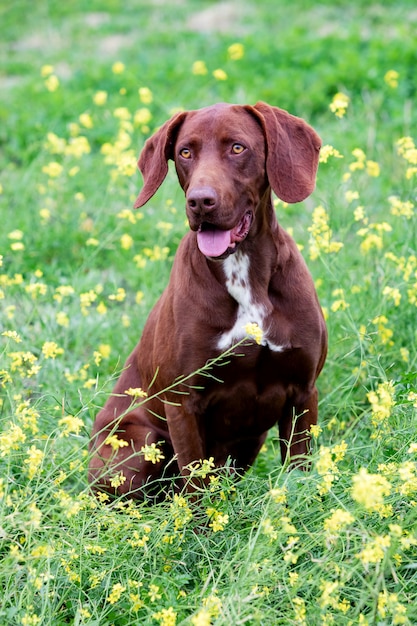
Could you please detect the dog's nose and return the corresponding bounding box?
[187,186,218,215]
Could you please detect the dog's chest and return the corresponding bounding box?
[217,251,285,353]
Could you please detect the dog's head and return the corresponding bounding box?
[134,102,321,259]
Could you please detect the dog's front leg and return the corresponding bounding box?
[279,386,318,470]
[165,403,207,493]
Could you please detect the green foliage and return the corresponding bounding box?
[1,1,417,624]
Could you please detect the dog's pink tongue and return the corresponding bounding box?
[197,227,232,257]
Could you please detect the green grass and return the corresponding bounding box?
[1,0,417,624]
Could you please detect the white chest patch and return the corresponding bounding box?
[217,251,285,352]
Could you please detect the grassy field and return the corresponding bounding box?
[1,0,417,623]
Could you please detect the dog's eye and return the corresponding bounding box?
[179,148,191,159]
[232,143,245,154]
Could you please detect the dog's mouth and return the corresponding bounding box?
[196,211,253,259]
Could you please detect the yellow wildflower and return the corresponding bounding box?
[378,591,408,624]
[397,136,417,162]
[319,144,344,163]
[129,593,144,611]
[384,69,399,88]
[202,594,222,619]
[143,245,169,261]
[366,160,380,177]
[120,233,134,250]
[98,344,111,358]
[351,467,391,512]
[80,289,97,314]
[244,322,264,345]
[156,220,174,235]
[188,457,215,479]
[42,341,64,359]
[293,597,306,624]
[58,415,84,437]
[8,229,24,241]
[108,583,126,604]
[24,446,44,479]
[41,65,54,77]
[310,424,322,438]
[269,486,288,504]
[319,579,341,610]
[153,607,177,626]
[66,136,91,158]
[28,501,42,527]
[367,380,395,426]
[96,301,107,315]
[8,350,40,377]
[206,507,229,532]
[329,92,349,118]
[400,347,409,363]
[112,61,125,74]
[170,494,193,530]
[349,147,366,171]
[134,254,147,268]
[110,472,127,488]
[213,68,227,81]
[323,509,355,538]
[148,584,162,602]
[104,435,129,451]
[10,241,25,251]
[227,43,245,60]
[79,112,93,128]
[93,90,108,106]
[114,106,131,121]
[191,608,212,626]
[44,74,59,92]
[345,190,360,204]
[356,534,390,565]
[261,518,278,541]
[389,195,414,218]
[117,208,137,223]
[134,107,152,126]
[331,287,349,312]
[25,282,47,299]
[382,285,401,306]
[138,87,153,104]
[308,205,344,260]
[141,442,165,464]
[16,401,39,434]
[42,161,63,178]
[316,442,347,494]
[54,285,75,302]
[124,387,148,400]
[396,136,417,179]
[2,330,22,343]
[358,230,383,253]
[192,60,208,75]
[21,613,41,626]
[45,132,66,154]
[56,311,69,327]
[153,606,177,626]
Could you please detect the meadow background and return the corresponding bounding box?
[1,0,417,624]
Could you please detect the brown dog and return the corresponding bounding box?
[88,102,327,499]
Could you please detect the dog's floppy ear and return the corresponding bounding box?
[134,111,188,208]
[247,101,321,204]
